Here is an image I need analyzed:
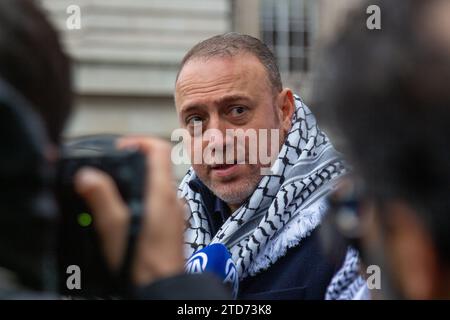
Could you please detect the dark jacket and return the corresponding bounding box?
[0,273,230,300]
[238,228,343,300]
[189,178,345,300]
[134,273,231,300]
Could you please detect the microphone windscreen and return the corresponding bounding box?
[185,243,238,299]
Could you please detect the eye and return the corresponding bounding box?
[229,105,247,117]
[186,115,204,126]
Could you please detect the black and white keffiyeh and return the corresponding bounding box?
[325,247,369,300]
[178,95,348,280]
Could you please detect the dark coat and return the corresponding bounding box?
[189,178,345,300]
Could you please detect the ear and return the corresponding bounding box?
[276,88,295,133]
[385,202,441,299]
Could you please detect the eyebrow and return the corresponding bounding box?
[179,94,253,119]
[179,104,207,119]
[214,94,252,106]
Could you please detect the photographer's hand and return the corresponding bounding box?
[74,137,185,287]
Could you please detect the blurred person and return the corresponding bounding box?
[320,0,450,299]
[0,0,228,299]
[175,33,348,299]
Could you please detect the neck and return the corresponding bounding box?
[227,203,241,213]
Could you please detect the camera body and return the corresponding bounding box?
[56,135,146,298]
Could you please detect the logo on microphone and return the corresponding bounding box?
[184,244,239,299]
[224,258,239,299]
[185,252,208,274]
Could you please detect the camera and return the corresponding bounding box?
[56,134,146,298]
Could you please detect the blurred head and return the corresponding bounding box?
[0,0,71,291]
[175,33,294,211]
[321,0,450,299]
[0,0,72,145]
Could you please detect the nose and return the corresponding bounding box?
[206,113,223,132]
[200,115,236,165]
[203,115,225,147]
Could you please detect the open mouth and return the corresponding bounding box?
[211,163,235,170]
[210,163,239,177]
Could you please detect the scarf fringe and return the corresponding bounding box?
[246,199,328,277]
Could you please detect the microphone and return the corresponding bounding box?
[185,243,239,299]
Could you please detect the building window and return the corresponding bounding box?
[261,0,317,74]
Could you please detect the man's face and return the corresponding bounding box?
[175,53,293,210]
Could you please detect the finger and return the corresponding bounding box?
[117,137,185,286]
[75,167,130,272]
[117,137,175,201]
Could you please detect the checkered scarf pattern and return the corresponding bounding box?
[325,248,366,299]
[178,96,348,279]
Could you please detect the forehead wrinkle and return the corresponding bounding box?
[175,54,270,110]
[178,76,236,97]
[177,74,249,111]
